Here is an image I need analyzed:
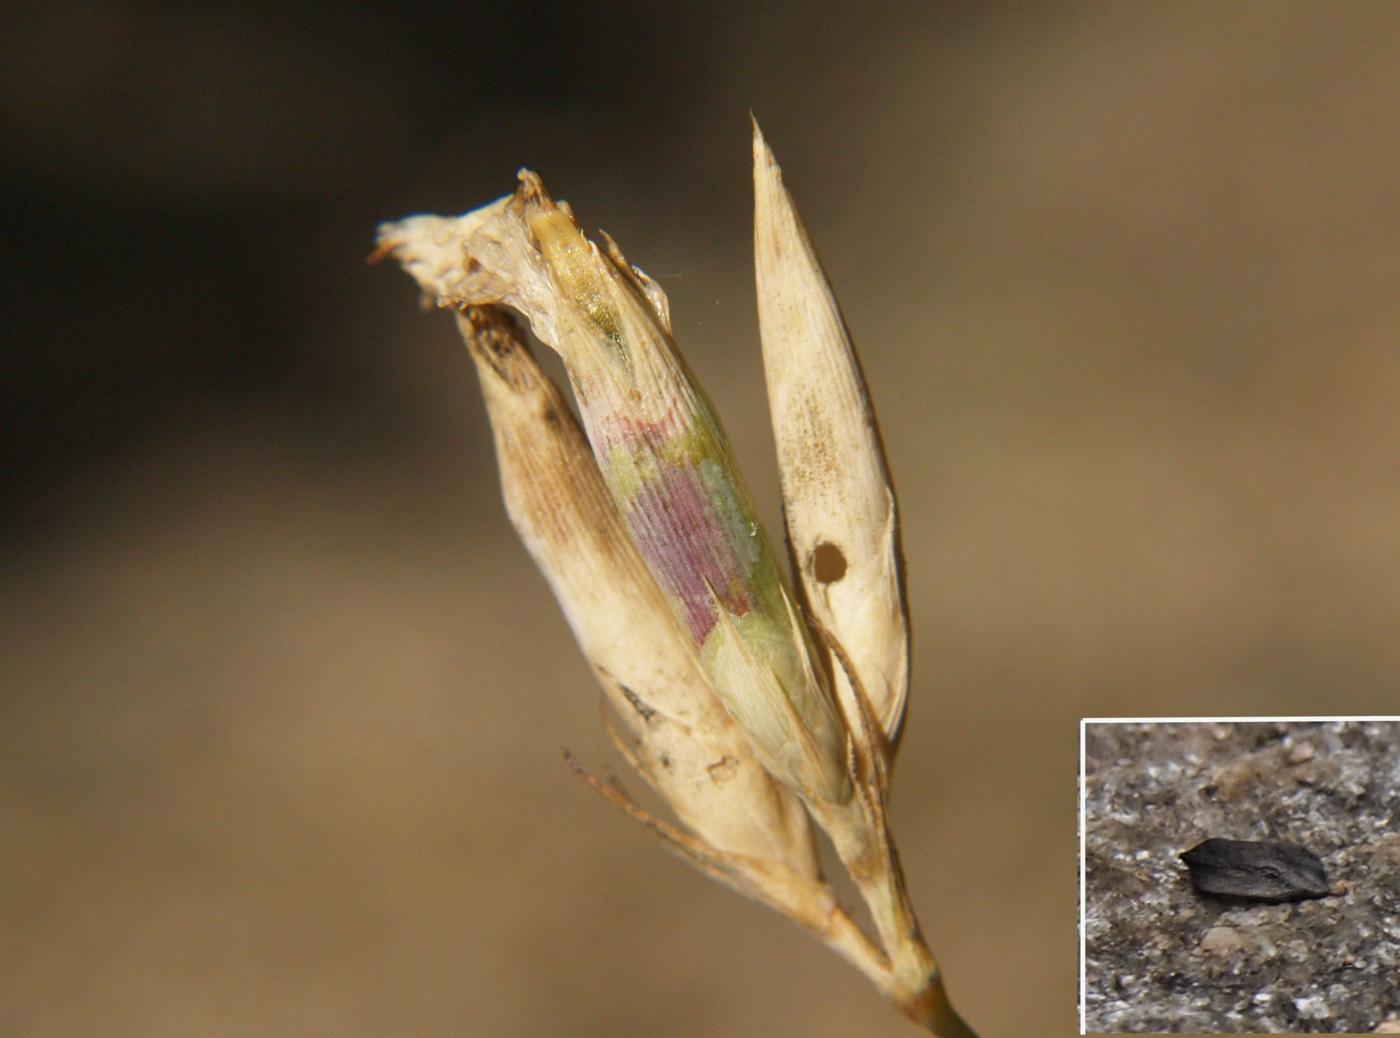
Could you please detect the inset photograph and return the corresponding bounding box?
[1080,718,1400,1034]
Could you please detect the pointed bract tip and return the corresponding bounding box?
[750,119,784,193]
[750,115,768,155]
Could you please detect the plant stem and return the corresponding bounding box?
[810,797,980,1037]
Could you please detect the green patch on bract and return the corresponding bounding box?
[601,441,658,504]
[694,458,764,575]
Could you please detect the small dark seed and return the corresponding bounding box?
[1180,838,1332,902]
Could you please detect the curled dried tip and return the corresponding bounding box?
[374,199,519,310]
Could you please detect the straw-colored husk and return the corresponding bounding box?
[457,305,816,868]
[752,122,909,756]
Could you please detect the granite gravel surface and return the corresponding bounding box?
[1083,721,1400,1033]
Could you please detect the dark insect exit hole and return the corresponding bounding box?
[811,542,847,584]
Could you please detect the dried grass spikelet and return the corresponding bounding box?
[375,122,979,1037]
[449,307,886,982]
[380,178,850,809]
[752,122,909,760]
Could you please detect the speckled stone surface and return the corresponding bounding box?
[1083,721,1400,1033]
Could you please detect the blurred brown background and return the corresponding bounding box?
[3,3,1398,1036]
